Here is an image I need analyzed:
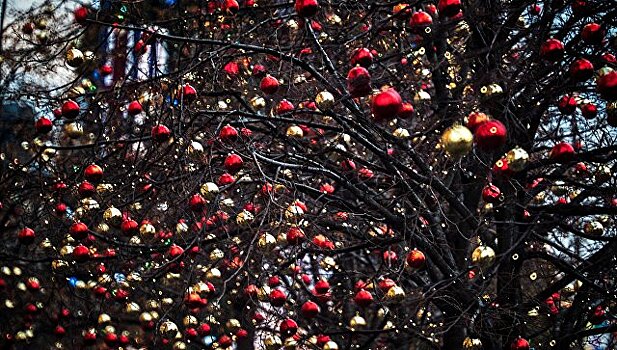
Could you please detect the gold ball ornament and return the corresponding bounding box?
[103,207,122,226]
[286,125,304,138]
[441,124,473,157]
[188,141,204,156]
[285,204,305,220]
[471,245,496,268]
[173,342,187,350]
[159,320,179,340]
[258,233,277,250]
[324,341,340,350]
[206,267,221,280]
[462,337,483,350]
[66,48,84,67]
[385,285,406,301]
[183,315,198,327]
[315,91,335,110]
[209,248,225,261]
[584,221,604,236]
[65,122,84,138]
[200,182,220,200]
[95,223,109,234]
[225,318,241,332]
[250,96,266,109]
[98,313,111,324]
[264,335,283,350]
[393,128,410,139]
[140,222,156,237]
[505,146,529,172]
[236,210,255,226]
[349,314,367,329]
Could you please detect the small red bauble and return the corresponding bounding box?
[295,0,319,17]
[73,244,90,261]
[54,325,66,336]
[286,227,305,245]
[103,333,118,346]
[351,48,373,68]
[549,142,575,163]
[100,64,113,76]
[62,100,80,119]
[474,120,507,151]
[270,289,287,307]
[438,0,462,17]
[398,102,414,119]
[183,84,197,101]
[74,6,88,24]
[276,99,295,115]
[224,61,239,76]
[218,173,236,186]
[151,125,171,142]
[189,194,206,212]
[224,0,239,14]
[581,23,603,44]
[406,249,425,269]
[371,88,402,121]
[580,103,597,119]
[301,301,320,318]
[540,38,564,61]
[168,244,184,258]
[219,125,239,141]
[558,95,577,115]
[597,70,617,100]
[347,66,372,98]
[84,164,103,182]
[78,180,96,198]
[409,11,433,32]
[121,219,139,236]
[219,335,233,348]
[466,111,490,132]
[569,58,594,81]
[127,101,143,116]
[314,279,330,294]
[18,228,36,245]
[511,337,530,350]
[260,75,280,95]
[224,154,244,173]
[70,222,89,240]
[252,64,267,77]
[279,318,298,337]
[354,289,374,307]
[529,4,541,15]
[493,157,513,177]
[35,117,53,134]
[482,183,502,203]
[378,278,396,292]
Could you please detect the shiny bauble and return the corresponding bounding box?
[471,245,495,268]
[224,154,243,173]
[597,70,617,100]
[84,164,103,182]
[279,318,298,337]
[409,10,433,32]
[103,207,122,226]
[62,100,80,119]
[347,66,372,98]
[219,125,238,141]
[69,222,89,240]
[200,182,219,200]
[324,341,340,350]
[474,120,507,151]
[351,48,373,68]
[549,142,575,163]
[505,147,529,172]
[371,88,402,121]
[510,337,530,350]
[581,22,603,45]
[465,111,490,132]
[301,301,320,318]
[260,75,280,95]
[482,183,502,203]
[35,117,53,134]
[540,38,564,61]
[441,124,473,156]
[182,84,197,101]
[269,289,287,307]
[151,125,171,142]
[295,0,319,17]
[462,337,482,350]
[406,249,426,269]
[65,122,84,138]
[286,125,304,138]
[354,290,373,307]
[73,244,90,261]
[315,90,335,110]
[188,193,206,212]
[438,0,462,17]
[140,222,156,237]
[74,6,88,24]
[258,233,277,250]
[350,314,367,328]
[66,48,84,67]
[584,221,604,236]
[569,58,594,81]
[385,285,405,300]
[558,95,577,114]
[580,102,597,119]
[18,228,36,245]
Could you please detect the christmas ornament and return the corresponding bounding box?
[581,23,603,44]
[35,117,53,134]
[540,38,564,61]
[260,75,280,95]
[84,164,103,182]
[438,0,462,17]
[315,90,335,110]
[347,66,372,97]
[151,125,171,142]
[66,48,84,67]
[351,48,373,68]
[441,124,473,156]
[295,0,319,17]
[597,70,617,100]
[471,245,496,267]
[62,100,80,119]
[224,154,243,173]
[474,120,507,151]
[371,88,402,121]
[465,111,490,132]
[569,58,594,81]
[74,6,88,24]
[406,249,426,269]
[558,95,577,114]
[505,147,528,171]
[354,290,373,307]
[549,142,575,163]
[511,337,530,350]
[127,101,143,116]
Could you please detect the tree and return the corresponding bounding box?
[1,0,616,349]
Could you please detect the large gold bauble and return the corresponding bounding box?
[103,207,122,226]
[471,245,496,267]
[98,314,111,324]
[200,182,219,200]
[505,147,529,172]
[385,285,406,301]
[349,314,367,329]
[286,125,304,138]
[258,233,277,250]
[315,91,335,110]
[324,341,340,350]
[126,302,141,313]
[462,337,483,350]
[441,124,473,157]
[66,48,84,67]
[584,221,604,236]
[264,335,283,350]
[159,320,179,340]
[139,312,152,323]
[140,222,156,237]
[65,122,84,138]
[225,319,241,332]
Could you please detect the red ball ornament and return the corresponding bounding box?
[279,318,298,337]
[295,0,319,17]
[219,125,239,141]
[73,244,90,261]
[438,0,462,17]
[569,58,594,81]
[558,95,577,115]
[61,100,80,119]
[35,117,53,134]
[549,142,575,163]
[378,278,396,292]
[127,101,143,116]
[260,75,280,95]
[597,70,617,100]
[371,88,402,122]
[580,102,597,119]
[78,180,96,197]
[511,337,530,350]
[409,11,433,32]
[74,6,88,24]
[286,227,305,245]
[183,84,197,101]
[354,289,374,307]
[224,154,244,173]
[224,0,239,14]
[54,325,66,336]
[581,23,603,44]
[189,194,206,212]
[466,112,490,132]
[314,279,330,294]
[482,183,502,203]
[84,164,103,182]
[540,38,564,61]
[493,157,513,177]
[474,120,507,151]
[18,227,36,245]
[103,333,118,346]
[70,222,89,240]
[276,99,295,115]
[151,125,171,142]
[121,219,139,236]
[218,173,236,186]
[270,289,287,307]
[351,48,373,68]
[406,249,425,269]
[347,66,372,98]
[100,64,113,76]
[268,276,281,287]
[398,102,414,119]
[301,301,320,318]
[168,244,184,258]
[252,64,267,77]
[219,335,233,348]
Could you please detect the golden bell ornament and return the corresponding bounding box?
[315,91,335,110]
[258,233,277,250]
[200,182,219,200]
[385,285,406,301]
[286,125,304,138]
[159,320,179,339]
[471,245,496,268]
[103,207,122,226]
[349,313,367,329]
[505,147,529,172]
[324,341,339,350]
[584,221,604,236]
[441,124,473,157]
[65,122,84,138]
[66,48,84,68]
[462,337,483,350]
